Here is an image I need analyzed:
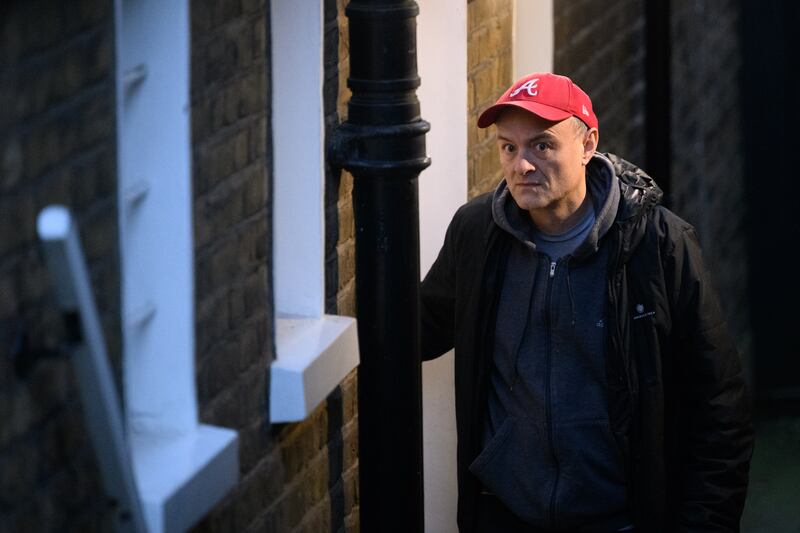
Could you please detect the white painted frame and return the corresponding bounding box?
[272,0,325,319]
[117,0,195,439]
[270,0,359,423]
[114,1,238,531]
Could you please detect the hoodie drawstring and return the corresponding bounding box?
[510,308,530,392]
[566,257,577,329]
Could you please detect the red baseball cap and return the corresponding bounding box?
[477,72,598,130]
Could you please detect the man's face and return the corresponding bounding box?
[495,108,597,222]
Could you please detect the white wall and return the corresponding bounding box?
[514,0,554,78]
[417,0,467,531]
[417,1,554,530]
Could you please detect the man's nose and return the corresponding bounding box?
[515,155,535,175]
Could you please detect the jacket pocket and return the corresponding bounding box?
[468,416,553,525]
[554,419,631,528]
[468,416,516,476]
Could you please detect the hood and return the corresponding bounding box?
[603,152,664,265]
[491,152,624,260]
[605,152,663,221]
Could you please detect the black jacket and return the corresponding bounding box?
[420,154,754,533]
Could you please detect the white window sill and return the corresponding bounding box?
[131,424,238,533]
[270,314,359,423]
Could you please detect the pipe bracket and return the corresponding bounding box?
[329,120,431,175]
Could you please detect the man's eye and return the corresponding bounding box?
[535,142,549,151]
[502,144,515,153]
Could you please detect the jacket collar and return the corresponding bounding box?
[602,152,663,266]
[604,152,663,222]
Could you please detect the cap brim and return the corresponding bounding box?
[477,101,573,128]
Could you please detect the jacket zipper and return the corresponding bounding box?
[545,258,560,529]
[607,232,640,522]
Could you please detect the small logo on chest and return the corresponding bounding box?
[633,303,656,320]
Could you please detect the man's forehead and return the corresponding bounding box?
[495,109,590,140]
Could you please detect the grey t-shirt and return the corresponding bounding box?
[532,205,595,261]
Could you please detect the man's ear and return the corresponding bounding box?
[582,128,599,165]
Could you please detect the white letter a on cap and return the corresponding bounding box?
[510,78,539,98]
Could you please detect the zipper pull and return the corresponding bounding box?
[549,261,556,278]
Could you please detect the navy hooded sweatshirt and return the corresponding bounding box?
[468,153,633,532]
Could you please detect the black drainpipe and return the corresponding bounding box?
[329,1,430,531]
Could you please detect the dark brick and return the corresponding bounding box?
[252,15,267,59]
[10,492,67,533]
[209,238,239,291]
[243,0,266,15]
[242,166,267,218]
[278,408,328,482]
[206,365,267,429]
[232,463,282,527]
[0,441,38,507]
[235,421,268,475]
[554,0,751,363]
[0,0,176,529]
[39,406,87,478]
[190,0,363,530]
[191,0,215,34]
[666,0,749,353]
[198,340,240,401]
[0,138,24,192]
[235,218,265,267]
[196,292,230,355]
[243,267,267,316]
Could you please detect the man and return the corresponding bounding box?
[420,72,753,533]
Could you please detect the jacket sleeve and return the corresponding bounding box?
[419,214,459,361]
[667,225,754,532]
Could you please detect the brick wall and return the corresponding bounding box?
[0,0,360,530]
[553,0,648,166]
[668,0,752,365]
[0,0,119,530]
[332,0,357,321]
[190,0,359,530]
[190,0,273,528]
[467,0,514,199]
[331,0,360,528]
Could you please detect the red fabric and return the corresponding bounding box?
[477,72,599,130]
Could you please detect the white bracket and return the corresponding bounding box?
[123,64,148,92]
[37,205,147,533]
[126,300,156,329]
[124,180,151,208]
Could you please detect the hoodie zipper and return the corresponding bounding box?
[545,258,560,529]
